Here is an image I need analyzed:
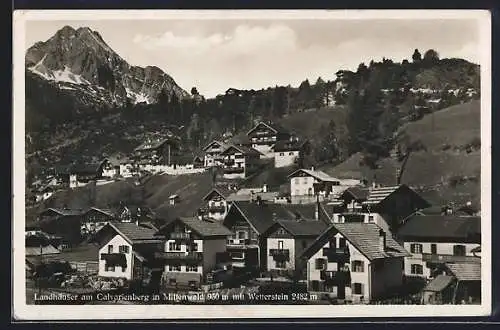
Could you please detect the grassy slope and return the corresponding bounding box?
[322,101,481,206]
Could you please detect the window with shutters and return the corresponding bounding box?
[107,245,113,253]
[278,240,284,250]
[411,264,423,275]
[119,245,129,253]
[315,258,326,270]
[275,260,286,269]
[410,243,423,254]
[339,238,347,248]
[431,244,437,254]
[352,260,365,272]
[353,283,363,295]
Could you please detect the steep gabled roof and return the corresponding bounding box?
[247,121,290,136]
[397,215,481,243]
[220,144,262,157]
[225,201,289,235]
[202,140,230,152]
[287,169,340,183]
[423,275,455,292]
[85,207,115,218]
[134,138,170,152]
[202,187,234,201]
[39,208,85,217]
[341,186,370,201]
[172,217,232,237]
[103,222,164,245]
[445,262,481,281]
[273,139,309,152]
[301,223,410,261]
[270,220,327,237]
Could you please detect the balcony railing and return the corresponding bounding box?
[227,238,251,246]
[320,270,351,285]
[224,167,244,174]
[269,249,290,262]
[224,160,235,166]
[155,251,203,262]
[322,247,350,263]
[170,232,190,240]
[208,205,226,213]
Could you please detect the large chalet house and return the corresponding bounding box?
[91,222,164,281]
[154,217,231,290]
[263,219,327,277]
[323,184,431,234]
[202,186,236,221]
[288,168,362,204]
[300,223,409,304]
[131,137,179,166]
[222,200,330,273]
[247,121,291,159]
[69,160,108,188]
[202,140,230,168]
[80,207,116,236]
[273,138,310,168]
[219,144,261,179]
[397,214,481,280]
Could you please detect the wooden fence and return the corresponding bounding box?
[70,261,99,275]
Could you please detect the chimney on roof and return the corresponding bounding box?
[262,184,268,193]
[379,229,386,251]
[311,166,315,171]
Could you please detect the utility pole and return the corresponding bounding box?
[38,242,42,296]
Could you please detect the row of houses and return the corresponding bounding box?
[28,179,481,304]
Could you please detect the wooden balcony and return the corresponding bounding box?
[208,205,226,213]
[170,232,190,240]
[269,249,290,262]
[322,247,350,263]
[155,251,203,262]
[224,167,244,174]
[320,270,351,285]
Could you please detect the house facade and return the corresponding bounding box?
[301,223,409,304]
[397,215,481,279]
[323,185,431,235]
[132,138,179,166]
[202,187,234,221]
[247,121,291,159]
[92,222,164,281]
[273,139,309,168]
[80,207,116,236]
[69,161,106,188]
[220,145,261,179]
[288,168,359,204]
[155,217,231,290]
[203,140,229,168]
[264,220,327,277]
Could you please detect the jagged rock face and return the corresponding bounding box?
[25,25,188,106]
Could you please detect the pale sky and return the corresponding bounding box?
[25,18,481,97]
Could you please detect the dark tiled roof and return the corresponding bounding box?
[423,275,455,292]
[247,121,290,136]
[397,215,481,242]
[25,245,61,257]
[39,208,85,217]
[228,201,293,234]
[202,140,230,152]
[282,204,328,221]
[301,223,409,261]
[341,187,369,201]
[134,138,169,151]
[446,263,481,281]
[70,161,105,175]
[203,187,234,201]
[287,169,340,183]
[109,222,163,244]
[220,144,262,156]
[178,217,232,237]
[274,220,327,237]
[273,139,308,152]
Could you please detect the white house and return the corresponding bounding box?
[273,139,309,168]
[202,186,235,221]
[300,223,409,304]
[202,140,229,168]
[288,168,361,204]
[247,121,291,159]
[323,185,431,235]
[220,144,262,179]
[263,219,327,277]
[93,222,164,281]
[397,215,481,279]
[154,217,232,290]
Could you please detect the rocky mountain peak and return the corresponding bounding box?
[25,25,189,106]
